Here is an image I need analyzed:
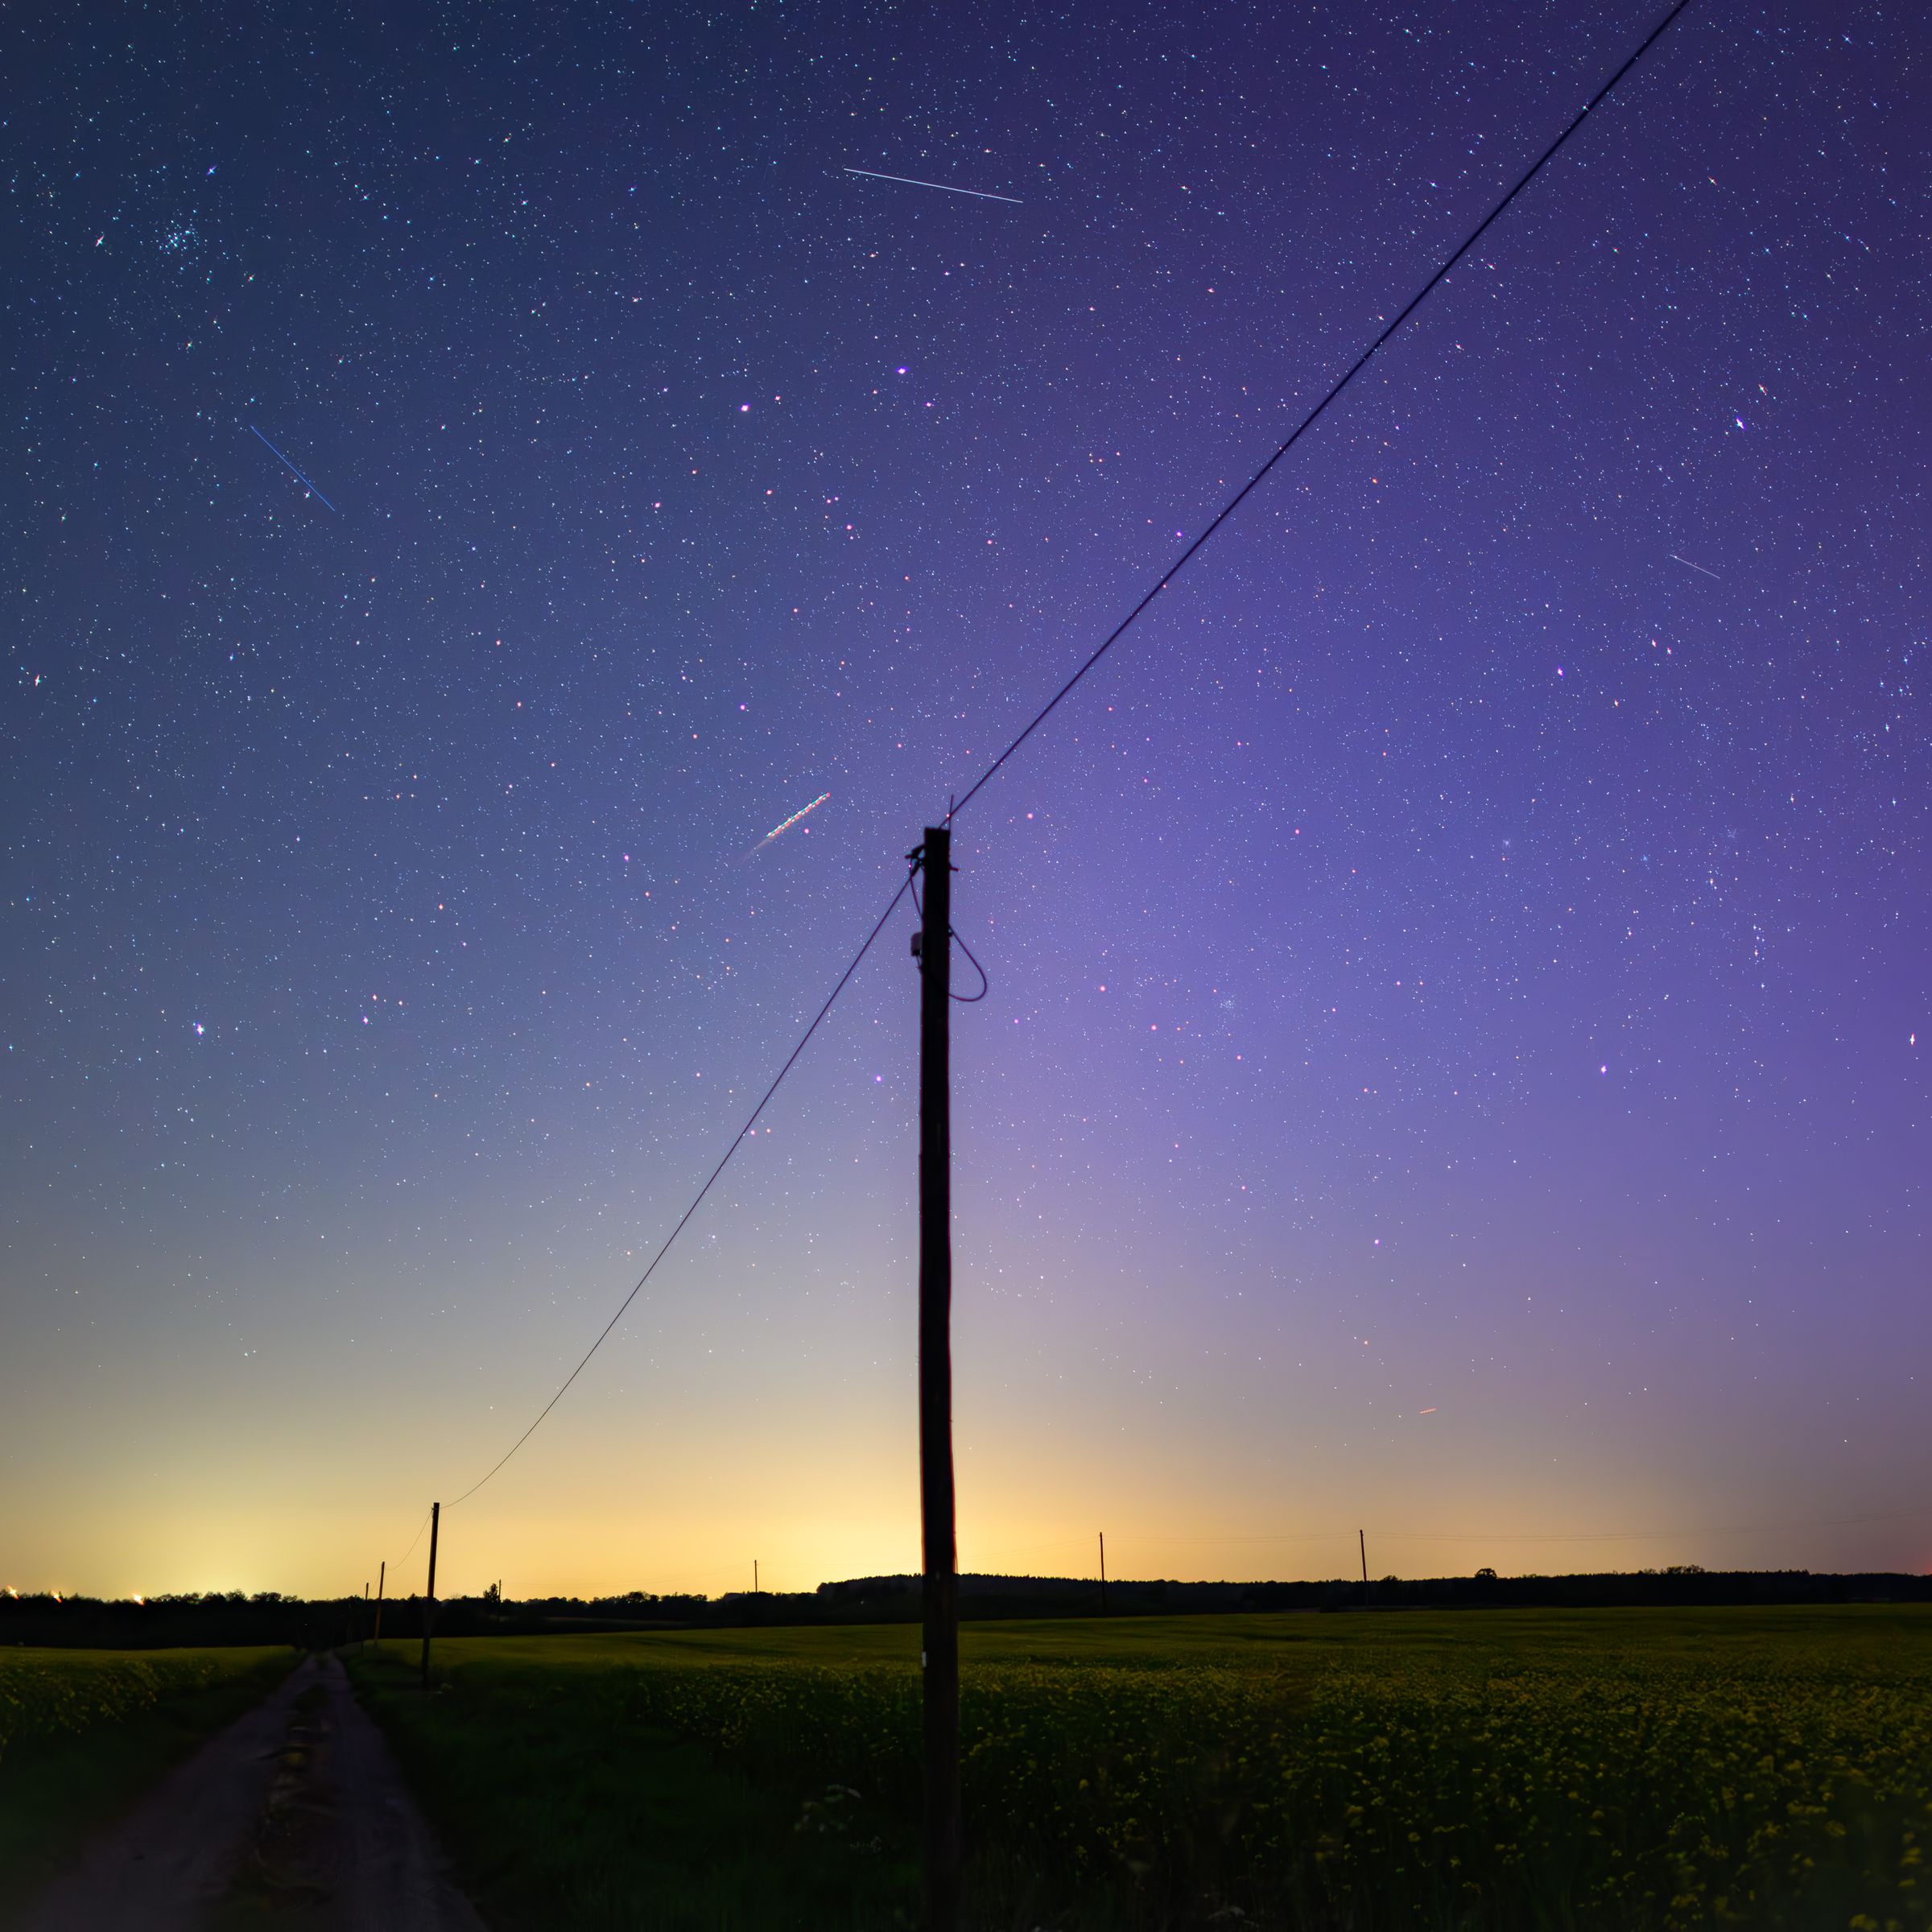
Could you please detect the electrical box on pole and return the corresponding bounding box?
[916,826,961,1929]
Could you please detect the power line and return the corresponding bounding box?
[421,0,1695,1511]
[444,871,916,1506]
[947,0,1695,824]
[393,1509,432,1568]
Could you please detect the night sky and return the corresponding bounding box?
[6,1,1927,1600]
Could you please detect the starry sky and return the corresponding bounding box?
[5,0,1928,1601]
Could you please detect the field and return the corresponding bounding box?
[349,1605,1932,1930]
[0,1645,294,1916]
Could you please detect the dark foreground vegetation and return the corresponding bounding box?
[351,1608,1932,1931]
[6,1566,1927,1649]
[0,1646,292,1918]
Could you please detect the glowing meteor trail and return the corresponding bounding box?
[744,792,831,860]
[1669,552,1721,580]
[250,424,337,511]
[841,167,1022,204]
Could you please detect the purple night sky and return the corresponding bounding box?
[4,0,1927,1599]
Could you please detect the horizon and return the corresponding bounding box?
[14,1557,1932,1611]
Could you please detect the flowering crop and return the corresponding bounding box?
[489,1616,1932,1929]
[0,1648,283,1766]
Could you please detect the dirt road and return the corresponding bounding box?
[19,1653,487,1932]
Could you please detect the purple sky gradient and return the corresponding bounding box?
[3,0,1926,1598]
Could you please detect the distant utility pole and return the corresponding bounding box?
[1099,1532,1108,1614]
[1360,1528,1368,1607]
[374,1560,386,1645]
[419,1502,440,1690]
[914,824,960,1932]
[753,1558,759,1596]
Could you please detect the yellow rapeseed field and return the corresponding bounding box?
[0,1647,285,1766]
[420,1608,1932,1928]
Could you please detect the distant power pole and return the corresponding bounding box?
[1099,1532,1108,1615]
[753,1558,759,1596]
[419,1502,440,1690]
[914,825,961,1932]
[374,1560,386,1645]
[1360,1528,1368,1607]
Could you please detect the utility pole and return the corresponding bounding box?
[1099,1532,1108,1615]
[753,1558,759,1596]
[419,1502,440,1690]
[374,1561,386,1645]
[1359,1527,1368,1607]
[915,824,960,1931]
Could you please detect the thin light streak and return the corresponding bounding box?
[249,424,337,511]
[744,791,831,859]
[841,167,1022,204]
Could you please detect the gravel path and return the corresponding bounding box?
[19,1653,487,1932]
[318,1655,488,1931]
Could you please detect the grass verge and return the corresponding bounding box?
[346,1645,920,1930]
[0,1646,295,1922]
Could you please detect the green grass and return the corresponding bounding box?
[347,1645,919,1930]
[0,1645,295,1922]
[353,1608,1932,1930]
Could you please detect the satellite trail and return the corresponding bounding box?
[250,424,337,511]
[743,791,831,861]
[842,167,1022,205]
[1669,552,1721,580]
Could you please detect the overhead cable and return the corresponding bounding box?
[423,0,1695,1508]
[444,872,915,1505]
[947,0,1696,824]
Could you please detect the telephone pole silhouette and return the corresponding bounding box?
[419,1503,440,1689]
[914,826,960,1930]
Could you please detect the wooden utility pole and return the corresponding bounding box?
[374,1560,386,1645]
[1099,1532,1108,1614]
[419,1502,440,1690]
[753,1558,759,1596]
[1359,1528,1368,1606]
[916,825,960,1930]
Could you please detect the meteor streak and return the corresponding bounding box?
[744,791,831,860]
[250,424,337,511]
[841,167,1022,204]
